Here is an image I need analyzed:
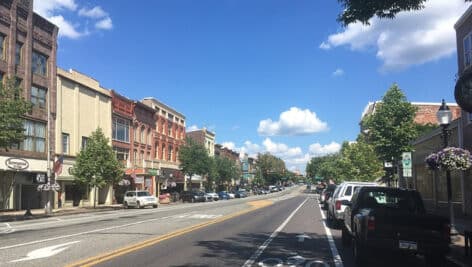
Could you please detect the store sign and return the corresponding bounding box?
[35,173,47,184]
[148,169,159,176]
[402,152,412,177]
[134,176,144,184]
[5,158,29,170]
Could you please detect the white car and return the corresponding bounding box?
[123,190,158,209]
[227,192,235,199]
[327,181,379,225]
[205,192,219,201]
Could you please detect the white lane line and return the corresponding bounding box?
[0,215,173,250]
[242,197,309,267]
[319,204,344,267]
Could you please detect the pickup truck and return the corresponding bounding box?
[342,186,450,267]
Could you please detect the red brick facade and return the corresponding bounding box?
[414,104,461,125]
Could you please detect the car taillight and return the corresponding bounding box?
[335,200,341,210]
[367,216,375,231]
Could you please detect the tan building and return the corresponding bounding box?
[55,68,113,207]
[187,128,216,157]
[0,0,58,211]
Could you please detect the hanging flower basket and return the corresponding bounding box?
[425,147,472,171]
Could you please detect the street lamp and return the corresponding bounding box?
[436,99,457,235]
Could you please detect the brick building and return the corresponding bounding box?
[110,91,133,172]
[0,0,58,211]
[361,101,461,126]
[187,128,215,157]
[215,144,242,187]
[141,97,186,192]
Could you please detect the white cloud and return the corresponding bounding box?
[258,107,328,136]
[319,42,331,50]
[33,0,77,17]
[308,142,342,156]
[187,125,199,132]
[262,138,303,158]
[48,15,85,39]
[332,68,344,77]
[321,0,471,71]
[33,1,112,39]
[79,6,108,19]
[95,17,113,30]
[221,142,236,150]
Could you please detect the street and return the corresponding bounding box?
[0,188,456,267]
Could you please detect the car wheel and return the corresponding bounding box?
[342,227,351,247]
[153,204,158,208]
[353,238,368,267]
[136,201,142,209]
[123,202,128,209]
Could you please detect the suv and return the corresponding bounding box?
[327,181,378,225]
[180,191,206,203]
[123,190,158,209]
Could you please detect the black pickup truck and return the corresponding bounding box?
[342,186,450,267]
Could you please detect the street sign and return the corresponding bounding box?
[402,152,412,177]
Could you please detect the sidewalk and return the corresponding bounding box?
[446,217,472,267]
[0,204,124,222]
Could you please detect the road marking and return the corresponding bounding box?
[0,215,170,250]
[65,200,273,267]
[296,233,311,242]
[0,223,14,234]
[10,240,80,263]
[242,197,309,267]
[318,204,344,267]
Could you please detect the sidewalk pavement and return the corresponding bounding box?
[446,217,472,267]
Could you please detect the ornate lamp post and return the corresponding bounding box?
[436,99,457,235]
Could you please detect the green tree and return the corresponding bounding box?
[337,0,471,26]
[363,84,417,184]
[72,128,124,208]
[256,153,286,185]
[179,138,211,190]
[338,140,384,182]
[0,77,32,150]
[214,157,241,190]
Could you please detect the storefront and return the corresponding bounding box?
[0,156,51,211]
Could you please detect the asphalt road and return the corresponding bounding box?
[0,188,459,267]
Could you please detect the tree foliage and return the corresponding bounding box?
[362,84,417,163]
[179,138,212,187]
[72,128,124,189]
[214,157,240,189]
[337,0,471,26]
[0,78,32,151]
[255,153,286,185]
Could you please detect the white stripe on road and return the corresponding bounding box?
[319,204,344,267]
[242,197,309,267]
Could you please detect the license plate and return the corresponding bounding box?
[399,240,417,251]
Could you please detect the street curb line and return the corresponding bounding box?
[65,200,273,267]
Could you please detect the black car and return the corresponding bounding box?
[235,190,247,198]
[180,191,206,203]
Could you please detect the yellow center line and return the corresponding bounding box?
[66,200,273,267]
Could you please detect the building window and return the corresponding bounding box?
[112,116,130,143]
[32,51,48,76]
[147,129,151,145]
[114,147,129,161]
[133,126,138,142]
[155,142,159,159]
[162,145,166,160]
[141,127,145,143]
[0,34,5,60]
[141,151,144,163]
[168,145,173,161]
[62,133,69,154]
[21,120,46,153]
[133,150,138,165]
[31,86,46,108]
[465,33,472,68]
[15,42,22,66]
[81,137,89,150]
[167,121,172,136]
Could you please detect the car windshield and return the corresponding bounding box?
[137,192,151,197]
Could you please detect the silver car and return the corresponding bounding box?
[123,190,158,209]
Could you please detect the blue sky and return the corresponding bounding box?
[35,0,471,173]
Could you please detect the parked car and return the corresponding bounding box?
[123,190,158,209]
[180,191,206,203]
[218,191,230,200]
[320,184,336,210]
[205,192,219,201]
[227,192,236,199]
[327,181,378,225]
[342,186,450,267]
[269,185,278,193]
[235,190,248,198]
